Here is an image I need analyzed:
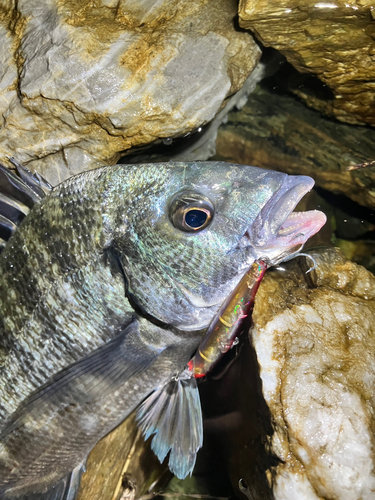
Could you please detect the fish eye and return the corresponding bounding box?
[169,191,214,232]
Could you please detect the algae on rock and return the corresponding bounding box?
[252,248,375,499]
[0,0,260,184]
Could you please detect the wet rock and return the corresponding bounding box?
[238,0,375,126]
[323,191,375,274]
[77,413,170,500]
[252,248,375,499]
[334,238,375,275]
[119,62,268,165]
[215,84,375,210]
[0,0,260,185]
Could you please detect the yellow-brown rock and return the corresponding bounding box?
[238,0,375,126]
[215,85,375,210]
[77,414,169,500]
[0,0,260,185]
[252,248,375,499]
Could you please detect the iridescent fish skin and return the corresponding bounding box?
[0,162,326,498]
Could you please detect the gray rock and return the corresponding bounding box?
[0,0,260,184]
[120,61,268,164]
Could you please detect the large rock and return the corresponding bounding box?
[120,62,268,165]
[215,84,375,210]
[0,0,260,185]
[77,414,170,500]
[238,0,375,126]
[252,248,375,499]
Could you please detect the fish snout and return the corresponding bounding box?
[247,175,326,257]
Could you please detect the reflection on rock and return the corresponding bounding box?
[77,413,170,500]
[0,0,260,184]
[120,62,268,165]
[238,0,375,126]
[215,84,375,210]
[252,248,375,499]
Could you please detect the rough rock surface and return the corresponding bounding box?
[77,413,169,500]
[252,248,375,499]
[0,0,260,185]
[120,62,268,165]
[215,84,375,210]
[238,0,375,126]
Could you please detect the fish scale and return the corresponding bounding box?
[0,178,109,409]
[0,256,131,421]
[0,161,326,499]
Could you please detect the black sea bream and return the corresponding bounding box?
[0,161,326,499]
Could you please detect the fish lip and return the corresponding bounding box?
[272,208,327,247]
[241,175,326,250]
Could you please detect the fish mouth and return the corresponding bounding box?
[273,208,327,247]
[243,175,326,254]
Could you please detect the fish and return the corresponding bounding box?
[0,160,326,500]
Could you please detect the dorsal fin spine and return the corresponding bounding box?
[0,160,53,252]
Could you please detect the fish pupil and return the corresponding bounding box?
[185,209,207,229]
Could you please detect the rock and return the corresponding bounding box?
[120,61,268,165]
[238,0,375,127]
[215,84,375,210]
[334,238,375,275]
[252,248,375,499]
[0,0,260,185]
[77,413,170,500]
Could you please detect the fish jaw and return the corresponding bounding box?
[244,175,327,263]
[271,209,327,248]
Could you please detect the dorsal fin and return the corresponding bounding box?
[8,156,53,198]
[0,158,53,253]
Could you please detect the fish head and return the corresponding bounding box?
[108,162,326,330]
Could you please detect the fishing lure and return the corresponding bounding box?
[188,260,267,378]
[137,253,316,478]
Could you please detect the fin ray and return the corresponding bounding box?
[0,163,42,206]
[136,371,203,479]
[0,192,29,225]
[0,213,17,239]
[8,156,52,197]
[0,160,52,252]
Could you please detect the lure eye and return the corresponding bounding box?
[169,191,214,232]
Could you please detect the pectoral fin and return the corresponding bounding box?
[136,370,203,479]
[1,319,160,439]
[0,319,167,498]
[16,464,84,500]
